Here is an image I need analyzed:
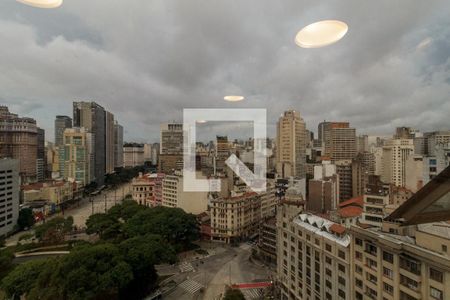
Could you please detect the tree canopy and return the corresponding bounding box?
[224,288,246,300]
[1,202,199,300]
[17,208,35,230]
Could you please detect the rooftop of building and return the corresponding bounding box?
[339,195,364,208]
[293,213,350,247]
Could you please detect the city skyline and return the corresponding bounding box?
[0,1,449,142]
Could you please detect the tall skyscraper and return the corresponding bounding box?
[323,122,356,161]
[159,123,183,173]
[160,123,183,155]
[113,121,123,169]
[73,101,106,185]
[36,127,45,181]
[60,128,93,185]
[317,121,329,145]
[0,106,38,183]
[381,139,414,187]
[276,110,306,179]
[105,111,115,174]
[0,158,19,237]
[54,115,72,147]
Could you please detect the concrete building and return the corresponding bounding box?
[160,123,183,155]
[59,128,94,186]
[381,139,414,187]
[360,176,391,228]
[308,160,339,213]
[357,135,369,153]
[352,152,375,198]
[0,159,19,237]
[276,110,306,179]
[162,171,208,214]
[36,127,46,182]
[0,106,38,183]
[73,101,106,185]
[336,159,353,202]
[123,143,144,167]
[21,180,80,206]
[151,143,159,165]
[350,224,450,300]
[131,173,165,207]
[210,186,277,243]
[54,115,72,147]
[427,131,450,156]
[323,122,356,161]
[113,121,123,169]
[277,213,351,300]
[143,143,152,162]
[105,111,115,174]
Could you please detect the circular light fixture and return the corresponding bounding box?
[16,0,63,8]
[224,95,245,102]
[196,120,207,124]
[295,20,348,48]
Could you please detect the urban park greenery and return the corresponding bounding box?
[1,200,199,300]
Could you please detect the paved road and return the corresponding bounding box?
[4,183,131,247]
[61,183,132,227]
[163,243,274,300]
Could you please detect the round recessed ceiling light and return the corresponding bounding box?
[196,120,207,124]
[295,20,348,48]
[16,0,63,8]
[224,95,245,102]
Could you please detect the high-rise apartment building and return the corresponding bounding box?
[276,110,306,179]
[54,115,72,147]
[381,139,414,187]
[323,122,357,161]
[113,121,123,169]
[308,161,339,213]
[427,131,450,156]
[159,123,183,173]
[0,158,19,237]
[105,111,115,174]
[73,101,106,185]
[0,106,38,183]
[36,127,46,181]
[277,213,351,300]
[160,123,183,155]
[336,160,353,202]
[60,128,93,185]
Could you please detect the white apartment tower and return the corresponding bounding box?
[381,139,414,187]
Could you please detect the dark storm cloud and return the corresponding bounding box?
[0,0,449,142]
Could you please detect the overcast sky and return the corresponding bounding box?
[0,0,449,143]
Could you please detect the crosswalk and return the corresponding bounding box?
[179,261,194,273]
[241,288,264,299]
[179,279,204,294]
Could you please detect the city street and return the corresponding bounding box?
[162,243,274,300]
[63,183,132,227]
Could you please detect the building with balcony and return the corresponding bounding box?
[131,173,164,207]
[350,224,450,300]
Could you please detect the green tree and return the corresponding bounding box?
[224,288,246,300]
[107,200,144,221]
[1,259,50,298]
[28,244,134,300]
[0,249,14,280]
[34,216,73,244]
[124,206,199,250]
[17,208,35,230]
[118,234,176,298]
[86,213,122,241]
